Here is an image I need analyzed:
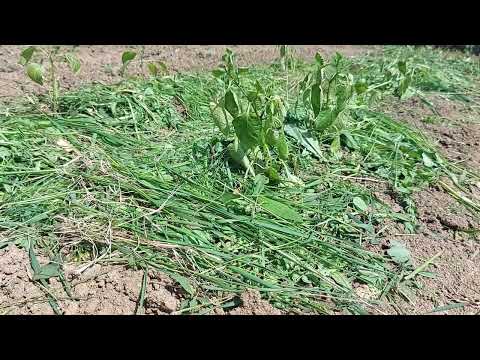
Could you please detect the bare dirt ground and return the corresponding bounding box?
[383,96,480,170]
[1,45,479,315]
[377,95,480,314]
[0,45,374,100]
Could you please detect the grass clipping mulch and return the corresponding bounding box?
[1,46,479,314]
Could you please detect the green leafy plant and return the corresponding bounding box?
[147,60,168,77]
[354,50,418,101]
[297,52,355,133]
[383,59,416,99]
[210,49,290,182]
[288,50,420,161]
[120,49,168,78]
[120,50,137,76]
[18,46,81,111]
[278,45,296,71]
[283,52,358,160]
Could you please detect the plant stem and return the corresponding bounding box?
[140,46,145,79]
[49,52,59,112]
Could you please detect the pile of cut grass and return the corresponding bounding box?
[356,46,480,112]
[1,46,479,314]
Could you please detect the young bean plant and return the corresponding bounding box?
[210,49,290,183]
[297,52,355,133]
[120,49,168,78]
[19,46,81,112]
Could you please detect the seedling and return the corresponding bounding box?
[297,52,355,133]
[147,60,168,77]
[18,46,81,112]
[354,50,418,102]
[120,49,168,78]
[119,50,137,77]
[278,45,296,71]
[210,49,289,182]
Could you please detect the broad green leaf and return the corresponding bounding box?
[254,80,264,95]
[422,153,435,167]
[399,75,412,97]
[303,87,311,106]
[65,53,81,73]
[336,85,352,110]
[311,84,322,117]
[315,110,338,133]
[299,73,311,92]
[398,60,407,75]
[212,69,225,78]
[352,196,368,212]
[265,128,278,147]
[265,166,281,185]
[238,67,249,75]
[224,90,239,117]
[340,131,359,149]
[284,123,322,158]
[26,63,43,85]
[387,240,411,264]
[258,196,302,223]
[171,273,195,296]
[157,61,168,73]
[332,52,344,68]
[209,102,231,136]
[246,91,260,109]
[330,134,341,156]
[33,263,61,281]
[354,81,368,95]
[121,51,137,65]
[233,114,262,151]
[301,275,312,284]
[253,174,268,196]
[276,131,289,160]
[221,192,241,204]
[315,52,324,67]
[25,212,50,225]
[330,271,351,289]
[279,45,287,57]
[29,241,41,274]
[390,212,411,222]
[19,46,35,65]
[147,62,158,76]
